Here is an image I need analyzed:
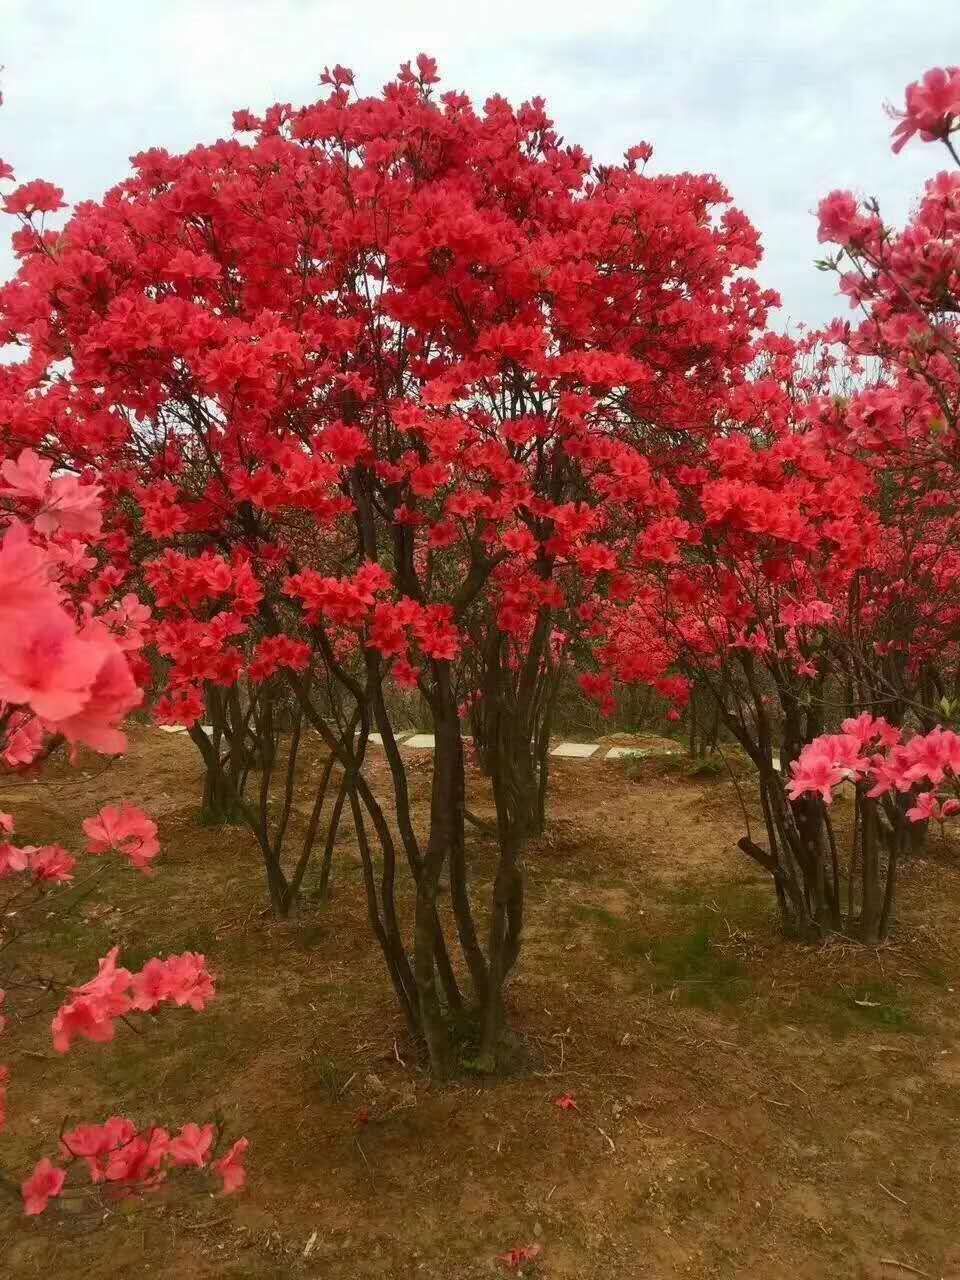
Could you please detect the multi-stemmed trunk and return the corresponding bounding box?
[698,655,905,941]
[191,638,551,1077]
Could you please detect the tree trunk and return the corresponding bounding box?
[414,667,463,1076]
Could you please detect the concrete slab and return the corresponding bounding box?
[368,732,413,746]
[158,725,188,735]
[404,734,436,749]
[605,746,649,760]
[551,741,599,759]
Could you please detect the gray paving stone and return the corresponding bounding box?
[551,742,599,759]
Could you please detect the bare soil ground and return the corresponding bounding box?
[3,729,960,1280]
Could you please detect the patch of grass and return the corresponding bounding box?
[684,754,727,779]
[772,981,921,1037]
[839,981,921,1032]
[301,1045,351,1101]
[571,902,751,1008]
[660,880,770,929]
[573,903,626,931]
[619,750,682,780]
[197,806,247,828]
[643,926,749,1010]
[620,747,754,783]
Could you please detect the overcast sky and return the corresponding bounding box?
[2,0,958,327]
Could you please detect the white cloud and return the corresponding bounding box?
[1,0,958,323]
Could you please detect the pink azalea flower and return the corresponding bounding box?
[61,1117,133,1182]
[0,843,29,877]
[2,713,45,766]
[167,1122,215,1168]
[130,953,215,1012]
[28,845,77,884]
[890,66,960,152]
[0,520,62,620]
[83,804,159,872]
[907,791,941,823]
[840,713,883,745]
[159,953,216,1011]
[104,1126,169,1184]
[128,958,171,1012]
[21,1157,66,1215]
[45,625,143,755]
[36,474,103,539]
[0,450,103,538]
[903,728,960,786]
[214,1137,249,1194]
[51,948,134,1053]
[0,448,53,501]
[816,190,863,246]
[0,605,104,721]
[787,749,846,804]
[101,593,152,651]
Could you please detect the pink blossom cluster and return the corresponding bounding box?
[0,798,163,1141]
[0,822,78,883]
[51,946,215,1053]
[788,716,960,823]
[0,453,148,761]
[0,804,159,885]
[889,65,960,153]
[0,790,242,1215]
[21,1123,247,1215]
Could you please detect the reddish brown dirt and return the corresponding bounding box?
[2,729,960,1279]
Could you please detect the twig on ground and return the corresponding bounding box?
[879,1260,930,1278]
[686,1123,741,1156]
[337,1072,357,1097]
[596,1125,616,1153]
[355,1138,373,1182]
[877,1180,909,1208]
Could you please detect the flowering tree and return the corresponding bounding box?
[789,65,960,939]
[0,58,775,1072]
[578,68,960,942]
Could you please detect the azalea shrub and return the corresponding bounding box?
[787,718,960,940]
[0,57,775,1073]
[571,65,960,939]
